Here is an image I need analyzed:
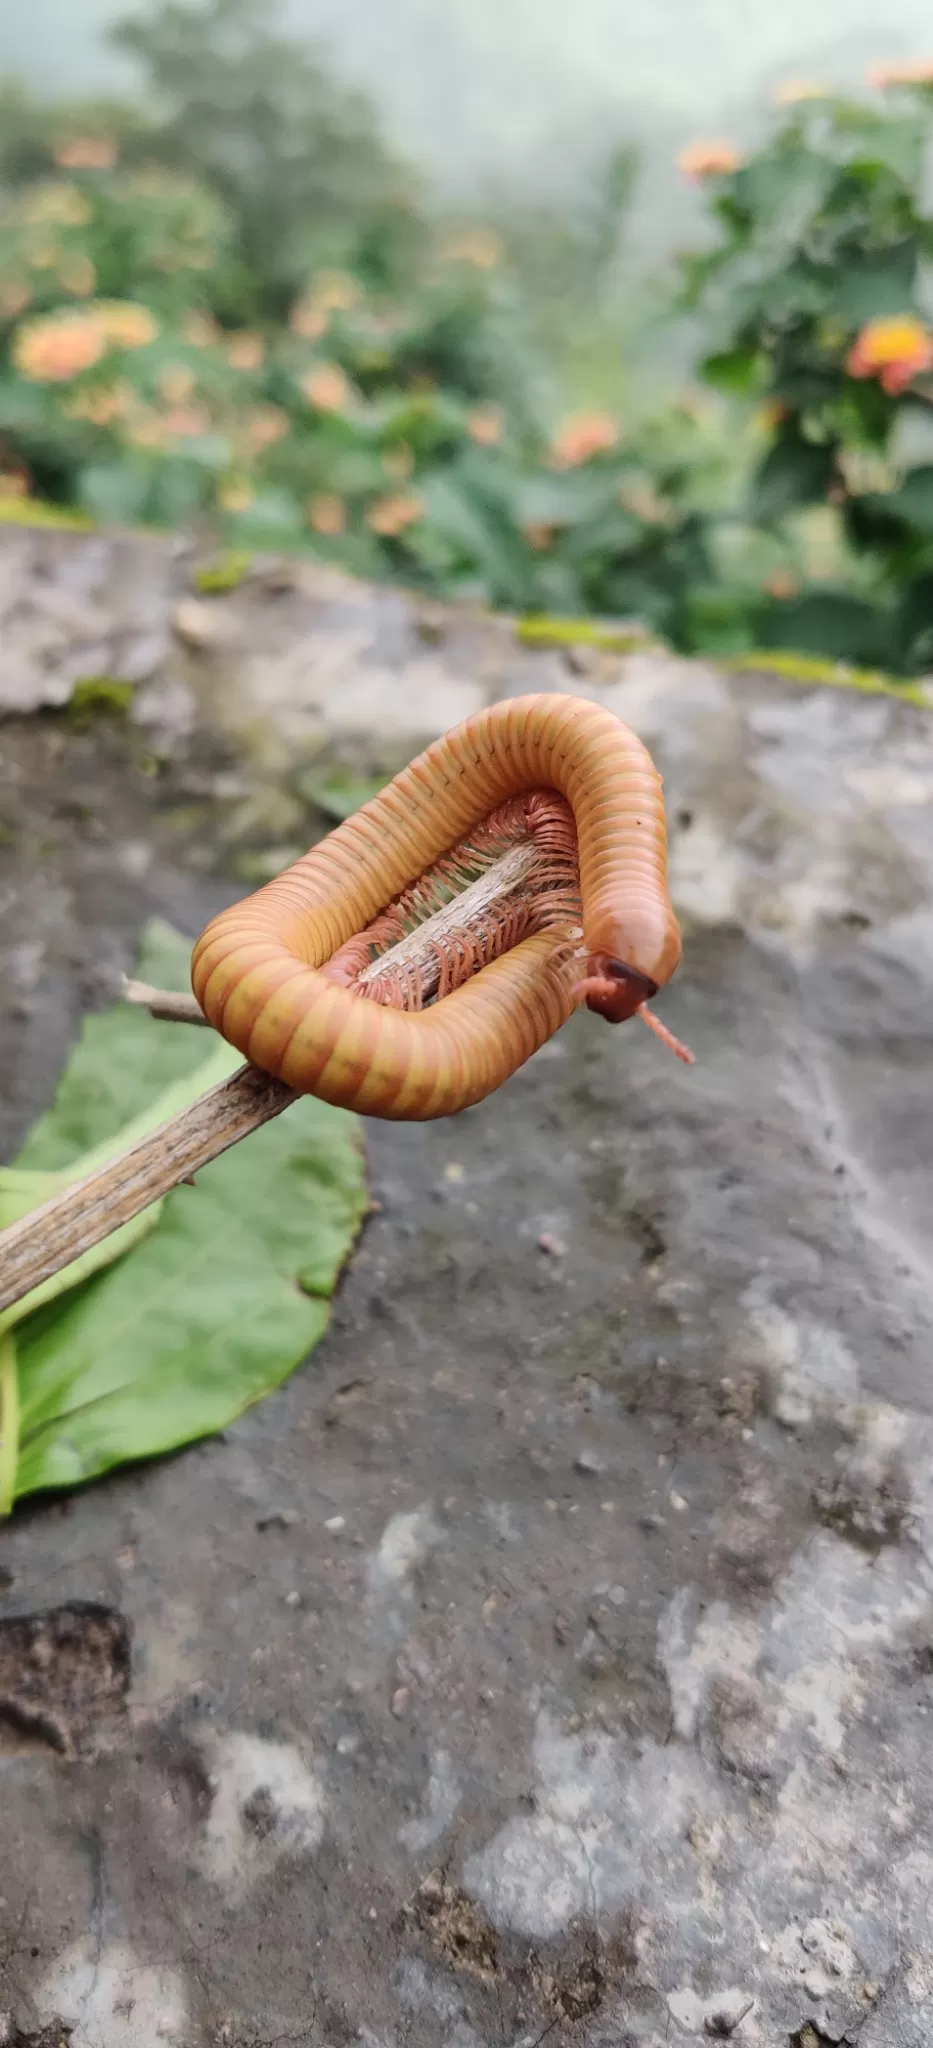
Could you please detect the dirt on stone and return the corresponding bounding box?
[0,1600,131,1755]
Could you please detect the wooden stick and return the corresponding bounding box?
[0,1065,297,1317]
[122,978,208,1026]
[0,838,559,1319]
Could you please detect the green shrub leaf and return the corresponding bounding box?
[5,922,367,1507]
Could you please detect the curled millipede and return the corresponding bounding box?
[191,693,690,1119]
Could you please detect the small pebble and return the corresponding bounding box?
[670,1491,689,1512]
[538,1231,567,1257]
[324,1514,346,1532]
[256,1508,299,1531]
[283,1590,302,1608]
[391,1686,410,1718]
[574,1449,606,1476]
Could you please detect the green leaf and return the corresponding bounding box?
[701,346,763,395]
[732,147,832,236]
[830,246,917,322]
[14,919,224,1169]
[223,488,305,544]
[750,430,836,524]
[860,466,933,536]
[0,1038,241,1342]
[145,458,211,526]
[754,588,895,666]
[0,378,48,431]
[298,772,389,821]
[0,917,249,1353]
[78,461,151,527]
[846,123,925,189]
[0,1333,18,1518]
[896,570,933,669]
[8,922,368,1503]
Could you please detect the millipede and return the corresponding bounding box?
[191,693,691,1120]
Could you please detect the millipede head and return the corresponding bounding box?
[576,955,660,1024]
[571,955,695,1065]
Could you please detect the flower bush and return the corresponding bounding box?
[682,65,933,669]
[0,127,720,639]
[4,1,933,673]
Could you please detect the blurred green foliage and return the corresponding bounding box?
[2,2,933,671]
[682,74,933,670]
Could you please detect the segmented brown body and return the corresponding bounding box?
[191,693,682,1119]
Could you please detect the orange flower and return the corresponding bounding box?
[868,58,933,89]
[246,405,289,450]
[157,363,195,406]
[299,362,352,412]
[226,331,265,371]
[550,411,618,469]
[91,300,159,350]
[846,315,933,394]
[58,252,96,296]
[365,492,423,537]
[523,521,555,552]
[773,78,826,105]
[13,312,105,382]
[765,570,798,599]
[441,229,502,269]
[466,403,504,446]
[677,140,743,180]
[54,136,117,172]
[289,297,328,341]
[164,404,211,438]
[307,493,347,536]
[217,479,254,514]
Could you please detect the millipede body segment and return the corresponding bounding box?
[191,694,684,1119]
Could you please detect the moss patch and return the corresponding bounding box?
[0,498,93,533]
[68,677,134,720]
[193,551,251,595]
[724,647,932,708]
[515,614,657,653]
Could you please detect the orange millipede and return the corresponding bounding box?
[191,693,688,1120]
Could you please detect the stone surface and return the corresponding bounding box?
[1,526,933,2045]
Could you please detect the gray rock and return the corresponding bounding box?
[0,525,932,2048]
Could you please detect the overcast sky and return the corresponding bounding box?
[3,0,932,197]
